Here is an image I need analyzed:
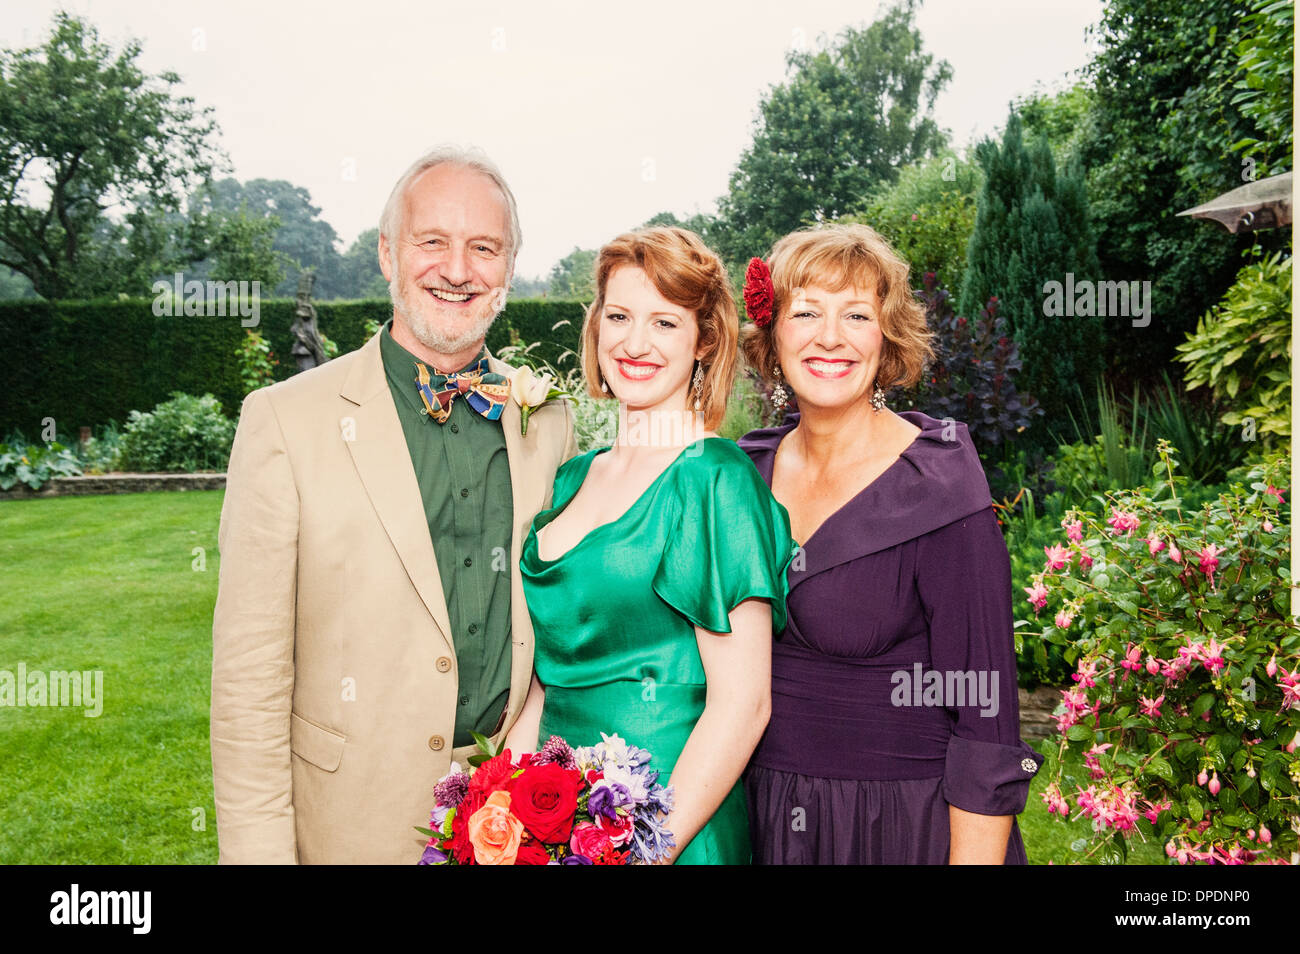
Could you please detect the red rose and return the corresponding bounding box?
[743,257,775,327]
[511,762,581,843]
[468,751,518,796]
[515,841,551,865]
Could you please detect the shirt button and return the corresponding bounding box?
[435,656,452,673]
[460,488,469,498]
[450,423,459,433]
[459,695,469,707]
[463,557,472,567]
[428,735,445,751]
[468,623,479,634]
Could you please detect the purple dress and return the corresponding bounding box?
[738,410,1042,864]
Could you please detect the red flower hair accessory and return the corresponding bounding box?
[743,257,775,327]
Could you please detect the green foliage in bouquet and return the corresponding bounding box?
[1024,441,1296,864]
[118,392,236,473]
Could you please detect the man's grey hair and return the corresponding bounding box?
[379,144,522,270]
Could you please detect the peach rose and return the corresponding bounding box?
[467,790,524,865]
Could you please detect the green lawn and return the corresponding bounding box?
[0,491,222,863]
[0,489,1166,864]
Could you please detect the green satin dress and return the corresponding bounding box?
[520,438,794,865]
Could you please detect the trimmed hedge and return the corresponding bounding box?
[0,298,585,434]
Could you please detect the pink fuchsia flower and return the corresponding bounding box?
[1262,519,1274,533]
[1107,508,1141,536]
[1160,654,1193,684]
[1072,658,1100,688]
[1041,782,1070,816]
[1197,768,1209,786]
[1024,580,1048,612]
[1054,608,1075,630]
[1168,542,1182,564]
[1265,484,1285,505]
[1063,519,1083,543]
[1120,643,1142,672]
[1145,656,1160,675]
[1141,799,1170,825]
[1138,693,1165,719]
[1083,742,1112,780]
[1208,773,1221,796]
[1145,535,1166,556]
[1077,551,1094,571]
[1196,543,1222,586]
[1287,734,1298,754]
[1061,685,1092,716]
[1259,826,1272,844]
[1266,655,1278,677]
[1200,638,1226,675]
[1043,544,1072,571]
[1278,668,1300,711]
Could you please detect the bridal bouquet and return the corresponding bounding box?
[418,732,676,865]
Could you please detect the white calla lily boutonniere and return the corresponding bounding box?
[509,365,570,436]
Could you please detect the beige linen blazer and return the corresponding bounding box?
[211,331,576,863]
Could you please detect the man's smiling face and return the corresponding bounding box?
[380,162,512,360]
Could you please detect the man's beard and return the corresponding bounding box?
[388,268,504,355]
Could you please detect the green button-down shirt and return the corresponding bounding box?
[380,321,514,748]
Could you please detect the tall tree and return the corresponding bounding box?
[713,0,952,261]
[1078,0,1287,379]
[336,227,390,300]
[207,204,286,290]
[853,151,982,298]
[547,247,597,300]
[961,112,1103,434]
[0,12,220,298]
[197,178,343,297]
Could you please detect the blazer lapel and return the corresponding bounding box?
[488,353,546,737]
[340,334,455,652]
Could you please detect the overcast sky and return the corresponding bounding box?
[7,0,1104,280]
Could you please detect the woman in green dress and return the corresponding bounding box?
[506,227,795,865]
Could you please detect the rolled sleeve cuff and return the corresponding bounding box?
[941,736,1043,816]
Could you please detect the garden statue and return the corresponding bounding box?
[290,271,327,371]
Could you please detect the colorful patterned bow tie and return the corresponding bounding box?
[414,357,509,424]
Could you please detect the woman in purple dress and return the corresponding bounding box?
[737,224,1042,864]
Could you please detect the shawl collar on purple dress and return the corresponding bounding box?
[737,410,993,591]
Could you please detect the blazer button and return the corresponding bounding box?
[428,735,445,751]
[435,656,452,673]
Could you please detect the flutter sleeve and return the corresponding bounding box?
[915,506,1043,816]
[651,445,796,636]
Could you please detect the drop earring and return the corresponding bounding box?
[771,366,789,411]
[871,382,886,412]
[692,362,704,412]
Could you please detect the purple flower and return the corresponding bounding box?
[418,843,448,865]
[562,853,593,865]
[432,771,469,809]
[534,735,577,770]
[587,779,631,820]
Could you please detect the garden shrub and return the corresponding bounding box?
[118,392,237,473]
